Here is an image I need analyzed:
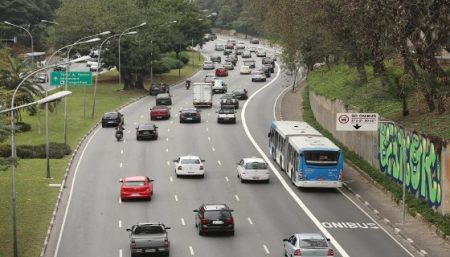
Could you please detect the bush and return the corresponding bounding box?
[0,143,71,159]
[160,56,183,70]
[15,122,31,132]
[164,51,190,65]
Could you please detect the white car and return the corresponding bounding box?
[216,108,236,123]
[173,155,205,177]
[239,65,251,74]
[236,157,270,183]
[204,74,216,83]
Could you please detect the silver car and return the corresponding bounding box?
[283,233,334,257]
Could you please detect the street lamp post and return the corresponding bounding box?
[92,31,137,119]
[8,63,73,257]
[4,21,34,67]
[118,22,147,87]
[44,38,100,178]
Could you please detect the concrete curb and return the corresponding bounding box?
[39,94,147,257]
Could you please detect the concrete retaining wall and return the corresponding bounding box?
[309,90,450,214]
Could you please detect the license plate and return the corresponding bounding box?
[253,177,259,179]
[143,131,150,134]
[187,117,192,120]
[145,249,156,253]
[212,220,224,225]
[132,193,140,196]
[223,118,229,120]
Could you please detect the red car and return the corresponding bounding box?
[150,105,171,120]
[215,67,228,77]
[120,176,153,201]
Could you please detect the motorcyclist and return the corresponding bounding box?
[185,79,191,89]
[115,122,124,141]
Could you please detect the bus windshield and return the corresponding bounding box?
[304,151,339,166]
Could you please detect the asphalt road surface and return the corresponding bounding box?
[45,36,418,257]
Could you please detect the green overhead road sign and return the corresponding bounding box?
[50,71,92,86]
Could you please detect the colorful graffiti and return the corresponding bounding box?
[378,123,442,208]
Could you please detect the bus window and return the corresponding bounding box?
[304,151,339,166]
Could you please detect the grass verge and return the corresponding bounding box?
[0,51,204,257]
[302,85,450,237]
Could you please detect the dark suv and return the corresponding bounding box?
[220,93,239,109]
[150,83,170,96]
[194,204,234,235]
[101,112,124,128]
[136,123,158,140]
[156,93,172,105]
[179,108,201,123]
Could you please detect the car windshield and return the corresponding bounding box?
[180,158,200,164]
[204,210,232,219]
[298,238,328,248]
[139,125,155,130]
[204,61,213,65]
[244,162,267,169]
[124,181,145,186]
[134,225,164,234]
[219,109,235,114]
[103,113,118,118]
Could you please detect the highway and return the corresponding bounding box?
[46,36,418,257]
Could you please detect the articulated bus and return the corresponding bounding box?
[268,121,343,188]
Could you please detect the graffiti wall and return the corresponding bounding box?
[379,123,442,208]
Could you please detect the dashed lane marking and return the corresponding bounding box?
[174,195,179,202]
[120,162,123,168]
[248,217,253,225]
[181,218,185,226]
[189,246,195,255]
[235,194,240,201]
[170,176,173,182]
[119,220,122,228]
[212,147,215,152]
[263,245,270,254]
[218,160,222,166]
[225,176,229,182]
[121,149,123,154]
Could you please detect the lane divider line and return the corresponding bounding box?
[235,194,240,201]
[225,176,229,182]
[189,246,194,256]
[218,160,222,166]
[263,245,270,254]
[119,220,122,228]
[248,217,253,225]
[181,218,185,226]
[174,195,179,202]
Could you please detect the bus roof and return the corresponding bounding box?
[271,121,322,138]
[288,135,340,152]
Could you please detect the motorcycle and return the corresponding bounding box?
[115,126,124,141]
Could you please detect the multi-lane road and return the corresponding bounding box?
[44,36,419,257]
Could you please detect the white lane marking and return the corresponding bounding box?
[133,122,137,125]
[174,195,178,202]
[208,112,210,116]
[248,217,253,225]
[181,218,185,226]
[206,127,209,132]
[241,63,350,257]
[127,130,131,134]
[338,189,414,256]
[119,249,122,257]
[140,115,144,118]
[273,84,292,121]
[120,149,123,154]
[206,120,209,123]
[123,139,126,143]
[217,160,222,166]
[166,148,169,153]
[119,220,122,228]
[170,176,173,182]
[211,147,215,152]
[167,161,170,166]
[166,138,169,142]
[208,137,211,141]
[170,121,173,124]
[54,128,101,257]
[120,162,123,168]
[167,128,170,132]
[263,245,270,254]
[225,176,229,182]
[119,198,122,204]
[189,246,195,255]
[234,194,240,201]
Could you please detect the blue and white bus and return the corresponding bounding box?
[268,121,343,188]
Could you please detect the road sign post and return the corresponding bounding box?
[336,113,379,131]
[50,71,92,86]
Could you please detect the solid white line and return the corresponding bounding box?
[119,249,122,257]
[241,63,350,257]
[225,176,229,182]
[170,176,173,182]
[338,189,415,256]
[119,220,122,228]
[181,218,185,226]
[248,217,253,225]
[234,194,240,201]
[54,128,101,257]
[218,160,222,166]
[189,246,195,255]
[273,85,292,121]
[263,245,270,254]
[174,195,178,202]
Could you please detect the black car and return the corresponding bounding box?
[250,38,260,44]
[194,204,234,236]
[101,112,124,128]
[262,63,275,73]
[156,93,172,105]
[262,57,275,66]
[225,56,238,66]
[136,123,158,140]
[150,83,170,96]
[220,93,239,109]
[210,55,221,63]
[223,49,233,56]
[232,88,248,100]
[259,66,271,77]
[179,108,201,123]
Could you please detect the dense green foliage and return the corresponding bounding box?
[0,142,70,159]
[302,85,450,236]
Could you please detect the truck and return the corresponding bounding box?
[126,222,171,257]
[193,82,213,108]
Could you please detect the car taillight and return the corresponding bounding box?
[200,165,204,170]
[164,239,170,247]
[201,218,209,224]
[226,217,233,224]
[131,239,136,248]
[327,248,334,256]
[178,166,182,170]
[294,249,301,256]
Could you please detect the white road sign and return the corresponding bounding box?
[336,113,379,131]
